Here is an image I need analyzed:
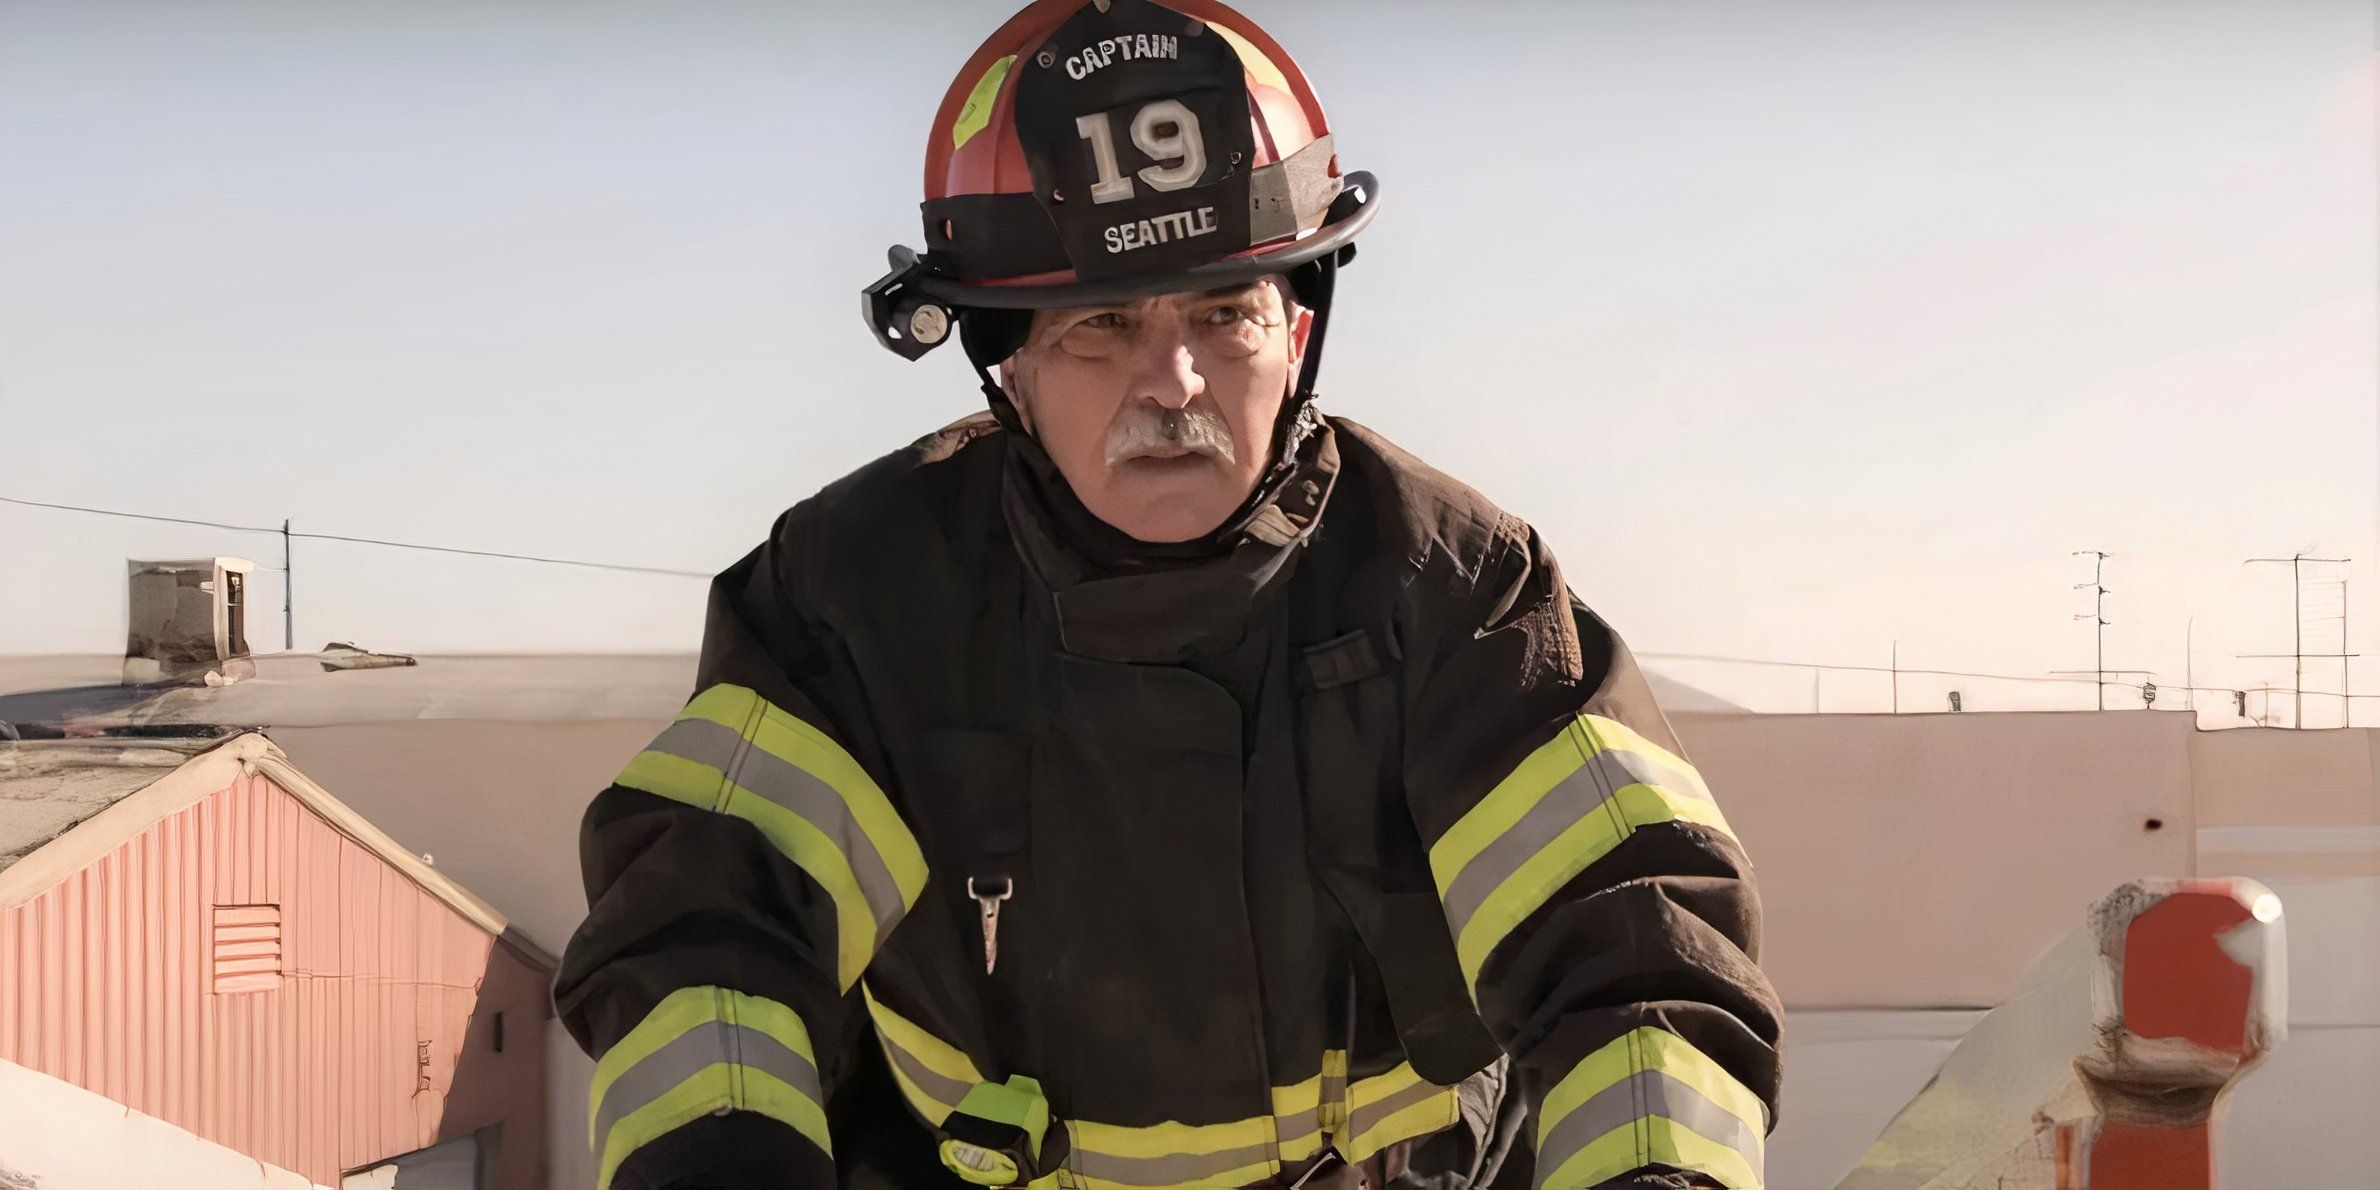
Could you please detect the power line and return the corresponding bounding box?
[1648,648,2265,695]
[285,528,711,578]
[1639,652,2097,686]
[1,494,712,579]
[1645,649,2341,721]
[0,494,279,536]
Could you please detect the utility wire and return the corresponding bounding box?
[1645,649,2372,721]
[285,529,711,578]
[13,494,2360,701]
[1640,651,2096,686]
[0,494,279,537]
[1,494,712,579]
[1645,650,2313,696]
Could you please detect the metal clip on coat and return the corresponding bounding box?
[968,875,1012,974]
[938,1073,1066,1188]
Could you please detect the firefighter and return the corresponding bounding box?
[554,2,1782,1187]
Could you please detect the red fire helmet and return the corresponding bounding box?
[863,0,1378,367]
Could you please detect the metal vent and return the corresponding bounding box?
[212,903,282,993]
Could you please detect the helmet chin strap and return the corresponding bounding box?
[959,306,1035,435]
[957,254,1341,547]
[1265,250,1338,472]
[1209,251,1337,536]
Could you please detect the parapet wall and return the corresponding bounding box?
[1673,711,2377,1007]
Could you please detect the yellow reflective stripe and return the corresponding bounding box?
[1535,1028,1765,1190]
[1454,782,1730,983]
[951,54,1016,151]
[1318,1048,1350,1133]
[596,1067,831,1190]
[1431,714,1738,988]
[589,985,712,1138]
[614,754,882,989]
[719,686,929,906]
[864,983,986,1124]
[1339,1063,1459,1163]
[1271,1071,1325,1162]
[1574,715,1713,801]
[866,1002,1418,1187]
[1539,1121,1761,1190]
[1060,1159,1279,1190]
[1538,1122,1760,1190]
[1630,1029,1763,1131]
[1347,1063,1424,1114]
[683,684,930,914]
[1430,722,1585,885]
[617,684,926,989]
[1068,1112,1273,1159]
[864,991,1455,1188]
[1070,1148,1277,1188]
[1345,1092,1459,1163]
[1065,1107,1278,1188]
[589,987,826,1190]
[741,1065,833,1156]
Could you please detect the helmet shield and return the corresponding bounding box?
[1010,0,1257,282]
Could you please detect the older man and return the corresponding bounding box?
[554,2,1781,1188]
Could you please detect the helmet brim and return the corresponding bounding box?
[910,171,1378,311]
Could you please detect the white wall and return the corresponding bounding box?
[0,1057,328,1190]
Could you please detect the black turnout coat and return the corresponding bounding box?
[555,414,1782,1190]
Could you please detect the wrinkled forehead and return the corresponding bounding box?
[1025,276,1288,338]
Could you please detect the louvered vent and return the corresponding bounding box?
[212,903,282,993]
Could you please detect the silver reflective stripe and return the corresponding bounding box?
[1246,134,1342,242]
[1346,1075,1446,1143]
[1439,749,1706,940]
[1274,1106,1321,1150]
[1071,1137,1278,1185]
[648,716,909,944]
[878,1034,977,1115]
[1594,745,1711,806]
[644,717,748,792]
[1533,1070,1763,1188]
[592,1019,820,1155]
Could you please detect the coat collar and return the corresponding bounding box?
[1001,420,1340,664]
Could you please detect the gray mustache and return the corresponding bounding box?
[1103,405,1238,467]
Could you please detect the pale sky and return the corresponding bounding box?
[2,0,2373,720]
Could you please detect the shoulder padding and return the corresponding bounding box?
[769,414,1012,622]
[1326,417,1527,600]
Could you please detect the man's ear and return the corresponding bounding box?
[997,358,1033,433]
[1286,304,1315,366]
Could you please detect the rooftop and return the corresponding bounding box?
[0,732,235,872]
[0,651,1747,725]
[0,652,697,730]
[0,730,550,969]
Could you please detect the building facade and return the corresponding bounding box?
[0,732,551,1189]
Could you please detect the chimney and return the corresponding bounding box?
[124,557,257,686]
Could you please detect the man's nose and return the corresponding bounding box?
[1128,340,1206,411]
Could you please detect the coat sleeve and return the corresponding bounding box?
[553,507,929,1190]
[1403,516,1783,1190]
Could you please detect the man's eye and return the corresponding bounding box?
[1206,305,1248,325]
[1079,312,1127,331]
